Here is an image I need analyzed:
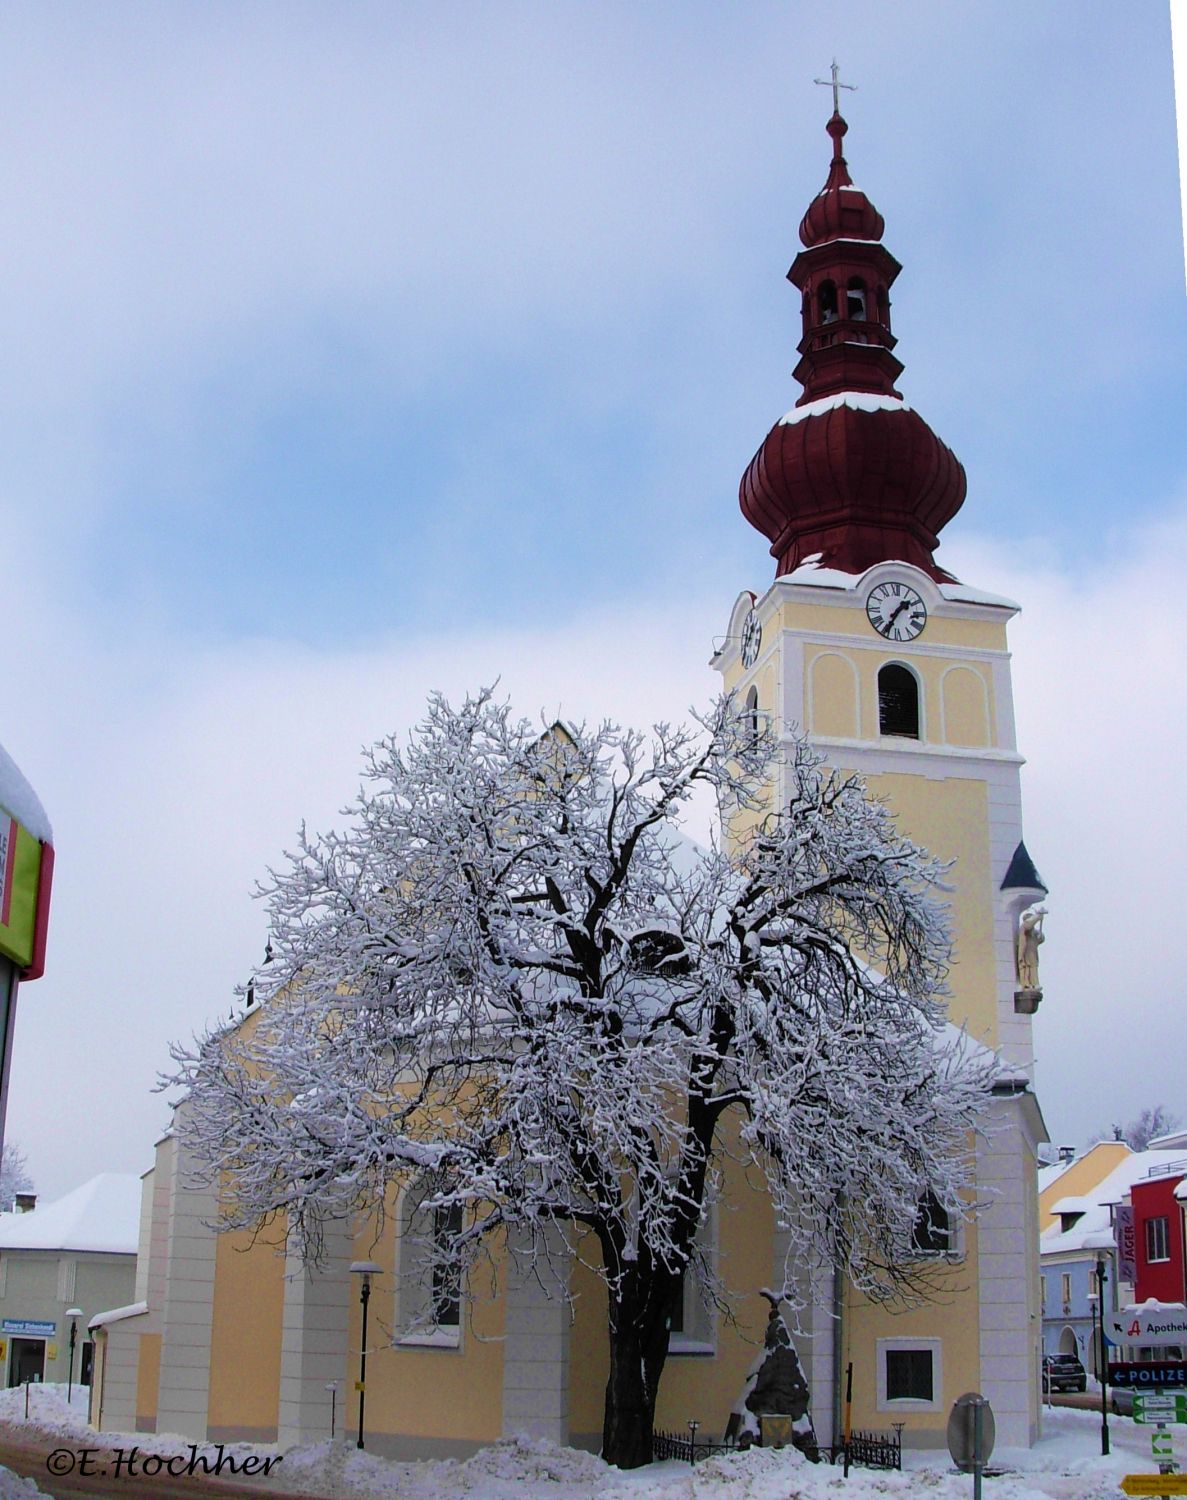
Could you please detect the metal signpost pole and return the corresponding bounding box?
[972,1398,984,1500]
[1097,1259,1110,1456]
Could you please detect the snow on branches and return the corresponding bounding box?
[165,688,995,1462]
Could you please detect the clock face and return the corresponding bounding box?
[740,610,762,668]
[866,581,928,642]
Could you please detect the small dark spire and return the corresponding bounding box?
[1001,840,1048,893]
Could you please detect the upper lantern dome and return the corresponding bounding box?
[739,109,966,583]
[798,113,885,247]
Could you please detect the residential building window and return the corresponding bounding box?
[877,1337,942,1411]
[1146,1216,1170,1263]
[1061,1272,1072,1309]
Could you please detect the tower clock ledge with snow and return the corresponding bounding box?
[713,107,1050,1447]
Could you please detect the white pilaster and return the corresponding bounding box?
[277,1217,353,1447]
[976,1093,1041,1447]
[154,1121,218,1440]
[501,1225,570,1444]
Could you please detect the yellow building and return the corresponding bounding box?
[95,104,1049,1458]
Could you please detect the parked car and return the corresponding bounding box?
[1043,1353,1088,1393]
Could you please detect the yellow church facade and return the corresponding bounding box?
[90,102,1048,1459]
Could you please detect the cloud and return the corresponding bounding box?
[7,498,1186,1194]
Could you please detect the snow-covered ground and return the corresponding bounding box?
[0,1386,1174,1500]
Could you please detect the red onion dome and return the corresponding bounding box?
[738,108,965,582]
[798,114,884,247]
[739,393,966,583]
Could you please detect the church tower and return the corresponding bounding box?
[714,98,1048,1449]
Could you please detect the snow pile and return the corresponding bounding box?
[0,1468,43,1498]
[0,1384,1171,1500]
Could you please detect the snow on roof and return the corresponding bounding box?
[1050,1195,1095,1215]
[774,558,1019,610]
[1042,1149,1187,1257]
[937,581,1019,609]
[0,739,52,842]
[0,1174,141,1254]
[1038,1159,1074,1194]
[88,1300,148,1330]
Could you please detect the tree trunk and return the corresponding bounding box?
[601,1276,671,1469]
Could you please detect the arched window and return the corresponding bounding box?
[846,277,867,320]
[818,280,838,324]
[397,1179,463,1341]
[744,685,759,745]
[878,664,920,739]
[877,285,889,325]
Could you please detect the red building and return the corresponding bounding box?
[1131,1164,1187,1305]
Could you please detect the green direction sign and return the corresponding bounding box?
[1135,1393,1187,1425]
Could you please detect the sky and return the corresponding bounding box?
[1,2,1185,1203]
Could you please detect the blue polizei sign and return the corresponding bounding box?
[1109,1363,1187,1388]
[1,1319,56,1337]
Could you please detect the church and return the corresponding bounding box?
[89,98,1048,1458]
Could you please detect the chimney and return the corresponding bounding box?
[14,1193,36,1213]
[1058,1146,1075,1164]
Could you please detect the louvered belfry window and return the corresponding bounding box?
[878,664,919,738]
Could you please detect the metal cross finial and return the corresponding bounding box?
[814,59,856,115]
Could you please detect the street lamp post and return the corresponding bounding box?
[1095,1257,1110,1457]
[65,1308,82,1405]
[349,1262,383,1450]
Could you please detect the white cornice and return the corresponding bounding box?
[790,733,1026,770]
[786,627,1010,666]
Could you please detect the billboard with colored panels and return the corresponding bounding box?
[0,814,45,971]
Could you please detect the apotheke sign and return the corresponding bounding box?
[1106,1305,1187,1347]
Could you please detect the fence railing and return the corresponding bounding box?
[652,1430,735,1464]
[822,1428,902,1470]
[652,1425,901,1471]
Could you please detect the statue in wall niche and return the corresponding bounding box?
[724,1292,819,1459]
[1016,905,1047,992]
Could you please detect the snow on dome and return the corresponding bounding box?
[779,391,910,428]
[0,1173,141,1254]
[0,740,51,842]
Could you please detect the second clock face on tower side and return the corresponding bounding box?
[866,581,928,642]
[740,609,762,667]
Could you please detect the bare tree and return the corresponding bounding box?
[0,1142,34,1211]
[1096,1106,1183,1152]
[167,690,995,1468]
